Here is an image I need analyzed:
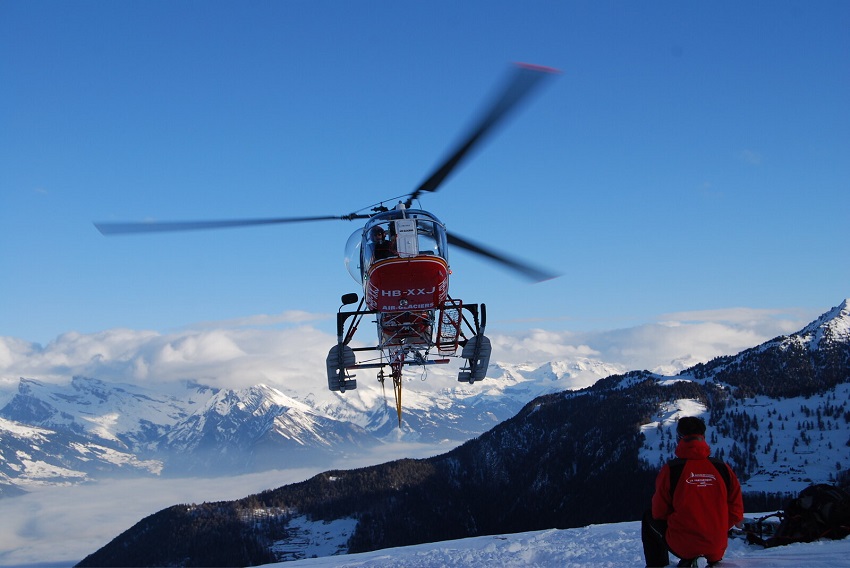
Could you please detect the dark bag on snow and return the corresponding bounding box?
[748,484,850,548]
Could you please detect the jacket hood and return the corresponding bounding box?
[674,435,711,460]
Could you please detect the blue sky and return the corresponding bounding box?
[2,1,848,346]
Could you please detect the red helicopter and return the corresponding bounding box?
[95,63,559,426]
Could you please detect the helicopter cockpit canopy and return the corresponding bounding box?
[344,205,448,283]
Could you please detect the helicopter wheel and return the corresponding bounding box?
[458,333,491,384]
[326,344,357,392]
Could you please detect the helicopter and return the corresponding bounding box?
[95,62,559,427]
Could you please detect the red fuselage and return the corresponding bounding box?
[365,256,449,312]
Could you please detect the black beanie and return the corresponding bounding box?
[677,416,706,437]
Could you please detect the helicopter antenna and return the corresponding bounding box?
[355,193,411,216]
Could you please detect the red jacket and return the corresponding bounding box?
[651,436,744,562]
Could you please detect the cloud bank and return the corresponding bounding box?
[0,317,333,391]
[490,305,813,374]
[0,306,816,393]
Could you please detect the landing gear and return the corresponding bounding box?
[458,303,490,384]
[326,344,357,392]
[326,294,492,427]
[326,294,363,393]
[458,334,491,384]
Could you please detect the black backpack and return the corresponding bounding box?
[749,484,850,548]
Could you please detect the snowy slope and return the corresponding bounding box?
[632,300,850,496]
[797,300,850,350]
[0,414,163,489]
[638,384,850,495]
[272,520,850,567]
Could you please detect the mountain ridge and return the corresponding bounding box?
[75,300,850,566]
[0,351,625,486]
[3,299,848,490]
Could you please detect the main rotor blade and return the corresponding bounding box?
[94,214,368,235]
[447,232,558,283]
[407,63,558,206]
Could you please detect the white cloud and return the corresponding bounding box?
[0,321,335,391]
[490,329,600,364]
[658,306,806,332]
[0,336,33,369]
[490,306,815,374]
[0,306,818,394]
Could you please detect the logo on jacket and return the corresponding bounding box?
[685,471,717,488]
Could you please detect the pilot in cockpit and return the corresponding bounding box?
[370,226,396,261]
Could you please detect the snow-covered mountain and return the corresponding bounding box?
[632,299,850,494]
[0,352,624,488]
[2,299,848,501]
[0,377,212,490]
[75,300,850,567]
[0,376,213,448]
[0,412,162,494]
[162,384,379,474]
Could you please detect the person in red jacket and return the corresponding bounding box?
[642,416,744,567]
